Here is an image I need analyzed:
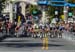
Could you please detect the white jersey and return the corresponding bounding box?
[33,24,39,29]
[51,18,57,24]
[50,23,55,28]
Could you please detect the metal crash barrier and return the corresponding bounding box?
[28,28,63,38]
[62,31,75,40]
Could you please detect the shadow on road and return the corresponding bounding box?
[0,43,64,48]
[2,40,31,42]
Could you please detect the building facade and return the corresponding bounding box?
[2,0,37,23]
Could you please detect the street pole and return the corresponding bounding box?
[64,6,68,23]
[41,9,46,24]
[9,2,13,23]
[41,7,49,50]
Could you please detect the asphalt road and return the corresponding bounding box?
[0,37,75,52]
[0,27,75,52]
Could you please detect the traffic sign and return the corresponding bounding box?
[68,12,73,17]
[32,10,38,15]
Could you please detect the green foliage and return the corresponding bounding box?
[49,16,54,23]
[29,5,38,14]
[68,0,75,3]
[46,6,55,16]
[46,6,63,16]
[29,5,42,16]
[67,0,75,15]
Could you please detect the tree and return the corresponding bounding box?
[67,0,75,3]
[29,5,42,16]
[67,0,75,15]
[29,5,38,14]
[0,0,6,16]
